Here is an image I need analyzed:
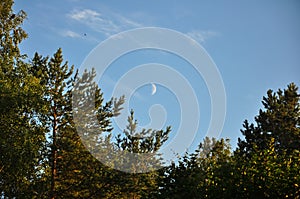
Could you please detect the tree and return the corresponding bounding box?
[234,138,300,198]
[59,67,124,198]
[5,0,299,197]
[31,50,129,198]
[0,0,27,65]
[235,83,300,198]
[158,137,233,199]
[0,0,46,197]
[112,110,171,198]
[238,83,300,155]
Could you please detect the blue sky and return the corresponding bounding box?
[14,0,300,152]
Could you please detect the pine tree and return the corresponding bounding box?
[59,67,124,198]
[31,50,126,198]
[158,137,233,199]
[235,83,300,197]
[112,110,171,198]
[238,83,300,155]
[234,137,300,198]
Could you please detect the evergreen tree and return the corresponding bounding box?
[235,83,300,198]
[158,137,233,199]
[238,83,300,155]
[31,51,126,198]
[112,110,171,198]
[234,138,300,198]
[6,1,300,198]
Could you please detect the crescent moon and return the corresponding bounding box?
[151,83,157,95]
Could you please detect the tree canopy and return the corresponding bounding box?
[0,0,299,198]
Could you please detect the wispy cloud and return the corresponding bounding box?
[69,9,100,21]
[186,30,219,44]
[67,9,142,36]
[61,30,82,38]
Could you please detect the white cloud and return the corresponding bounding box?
[67,9,142,36]
[69,9,100,21]
[186,30,218,44]
[61,30,81,38]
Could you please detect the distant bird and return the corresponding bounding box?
[84,33,87,36]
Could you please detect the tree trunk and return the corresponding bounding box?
[50,110,57,199]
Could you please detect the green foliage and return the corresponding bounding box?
[234,138,300,198]
[115,110,170,171]
[0,0,27,66]
[113,110,171,198]
[158,137,234,198]
[1,1,299,198]
[31,49,126,198]
[158,83,300,199]
[235,83,300,198]
[0,0,45,197]
[30,48,170,198]
[238,83,300,155]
